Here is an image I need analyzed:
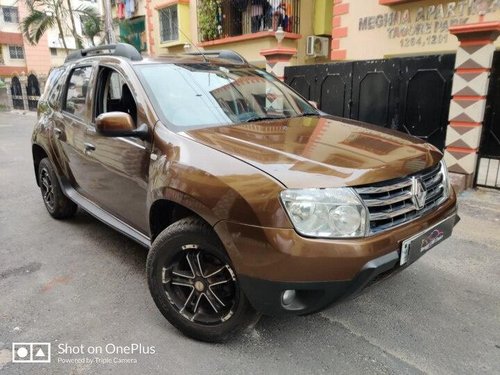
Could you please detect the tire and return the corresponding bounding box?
[38,158,77,219]
[147,217,260,342]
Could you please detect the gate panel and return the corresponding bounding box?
[27,74,41,111]
[284,54,454,150]
[399,55,455,150]
[316,62,352,118]
[476,51,500,189]
[285,65,314,100]
[11,76,24,110]
[351,60,399,128]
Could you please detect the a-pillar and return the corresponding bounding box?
[444,21,500,190]
[259,47,297,81]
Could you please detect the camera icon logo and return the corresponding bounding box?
[12,343,51,363]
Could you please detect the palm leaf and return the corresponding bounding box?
[21,10,55,45]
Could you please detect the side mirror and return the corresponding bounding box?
[95,112,148,140]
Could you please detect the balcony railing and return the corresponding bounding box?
[198,0,300,42]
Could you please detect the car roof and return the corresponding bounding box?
[63,43,251,68]
[62,54,253,70]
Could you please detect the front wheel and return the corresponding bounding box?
[38,158,77,219]
[146,217,259,342]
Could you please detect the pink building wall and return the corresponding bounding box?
[17,1,52,76]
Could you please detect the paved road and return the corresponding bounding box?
[0,111,499,375]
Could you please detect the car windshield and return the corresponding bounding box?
[135,63,318,131]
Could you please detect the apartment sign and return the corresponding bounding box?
[358,0,500,48]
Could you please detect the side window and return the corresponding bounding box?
[64,66,92,119]
[96,68,137,124]
[41,67,64,107]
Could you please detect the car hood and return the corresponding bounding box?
[183,116,442,189]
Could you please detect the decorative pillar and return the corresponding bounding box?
[4,77,13,111]
[259,47,297,81]
[331,0,349,60]
[444,21,500,190]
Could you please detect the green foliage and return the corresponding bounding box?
[21,7,56,45]
[21,0,103,50]
[78,5,103,46]
[198,0,219,41]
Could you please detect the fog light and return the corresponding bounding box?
[282,290,296,306]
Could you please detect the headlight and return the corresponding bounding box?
[280,188,368,238]
[440,159,452,199]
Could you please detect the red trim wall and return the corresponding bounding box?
[0,32,23,45]
[0,66,27,76]
[331,0,349,60]
[379,0,422,5]
[198,31,301,47]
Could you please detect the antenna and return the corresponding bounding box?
[176,25,208,62]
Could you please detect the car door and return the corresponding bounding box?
[52,64,97,195]
[82,64,151,234]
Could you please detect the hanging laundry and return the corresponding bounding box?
[117,0,125,19]
[125,0,135,19]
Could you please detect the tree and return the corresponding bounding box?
[21,0,69,52]
[21,0,102,52]
[81,10,103,46]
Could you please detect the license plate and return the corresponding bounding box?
[400,214,456,266]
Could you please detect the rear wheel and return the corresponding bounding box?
[147,217,259,342]
[38,158,77,219]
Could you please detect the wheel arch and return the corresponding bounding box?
[149,198,216,242]
[32,143,49,186]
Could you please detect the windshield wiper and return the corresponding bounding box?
[244,115,289,123]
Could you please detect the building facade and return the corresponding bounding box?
[332,0,500,60]
[114,0,333,66]
[0,0,104,79]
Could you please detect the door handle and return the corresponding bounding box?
[54,128,62,138]
[84,142,96,154]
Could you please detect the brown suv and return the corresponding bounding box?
[32,43,459,342]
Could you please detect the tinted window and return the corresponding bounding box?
[64,66,92,119]
[42,67,64,101]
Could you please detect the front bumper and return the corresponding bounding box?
[214,192,459,316]
[239,250,401,316]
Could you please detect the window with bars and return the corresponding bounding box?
[9,46,24,59]
[3,6,19,23]
[159,5,179,43]
[197,0,300,42]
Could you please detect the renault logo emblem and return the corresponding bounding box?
[411,177,427,210]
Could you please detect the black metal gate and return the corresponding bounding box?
[285,54,455,150]
[27,74,40,110]
[475,51,500,189]
[11,76,24,110]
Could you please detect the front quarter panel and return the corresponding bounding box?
[149,124,291,228]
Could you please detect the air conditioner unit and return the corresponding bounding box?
[306,36,329,57]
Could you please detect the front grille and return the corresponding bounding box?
[355,163,446,234]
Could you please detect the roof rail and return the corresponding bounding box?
[65,43,142,63]
[185,50,248,65]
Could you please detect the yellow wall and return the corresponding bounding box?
[153,1,191,55]
[314,0,333,35]
[342,0,500,60]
